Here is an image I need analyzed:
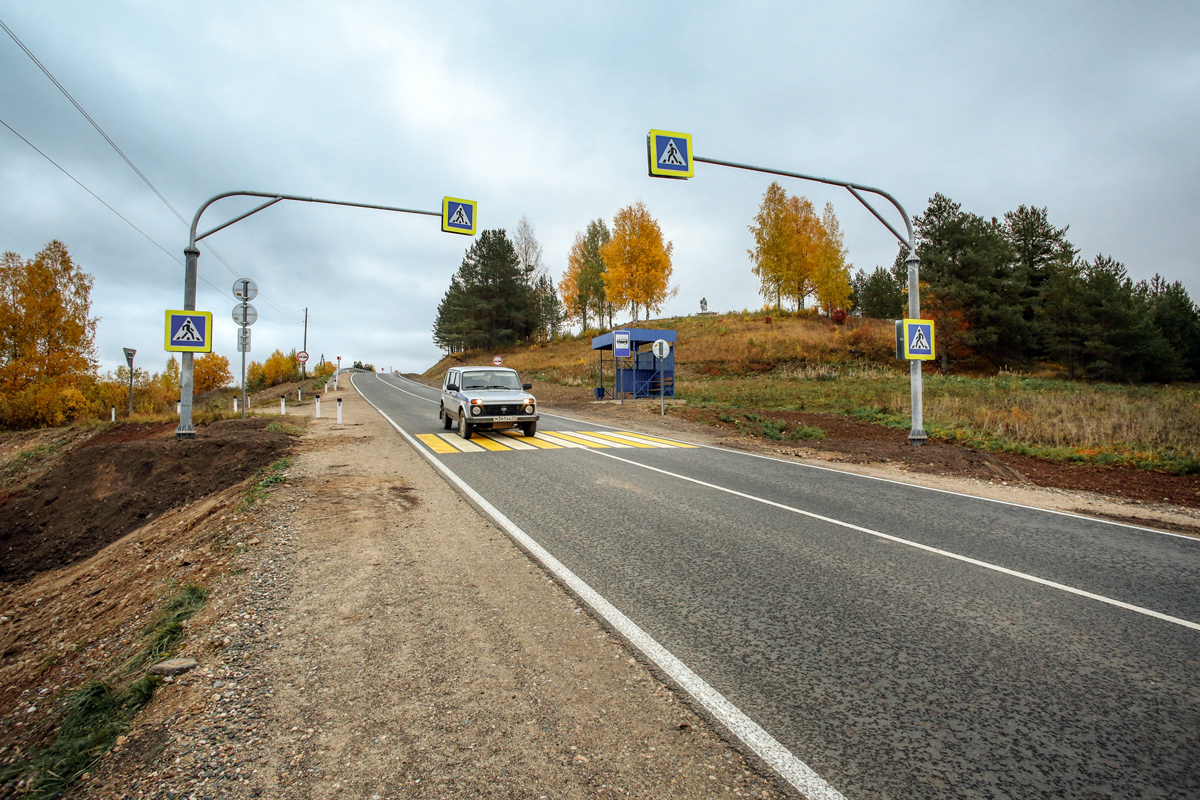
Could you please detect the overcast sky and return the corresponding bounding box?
[3,2,1197,376]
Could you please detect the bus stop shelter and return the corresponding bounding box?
[591,328,677,399]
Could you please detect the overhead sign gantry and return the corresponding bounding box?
[173,191,477,439]
[646,128,929,446]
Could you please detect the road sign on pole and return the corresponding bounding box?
[647,130,694,179]
[232,278,258,301]
[232,303,258,326]
[297,350,309,364]
[493,356,503,366]
[902,319,935,360]
[442,197,478,235]
[164,310,213,352]
[614,330,631,358]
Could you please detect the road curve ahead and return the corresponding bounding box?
[355,373,1200,800]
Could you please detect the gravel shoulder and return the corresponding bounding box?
[77,390,788,799]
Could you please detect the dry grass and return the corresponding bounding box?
[424,310,1200,471]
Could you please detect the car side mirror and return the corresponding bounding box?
[522,383,532,390]
[447,383,458,392]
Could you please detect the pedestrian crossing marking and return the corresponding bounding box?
[471,434,513,452]
[416,429,699,455]
[549,431,624,448]
[578,431,656,448]
[484,431,537,450]
[600,431,699,448]
[532,432,586,448]
[498,431,560,449]
[417,434,459,453]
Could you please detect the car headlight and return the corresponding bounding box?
[470,405,482,416]
[523,404,534,415]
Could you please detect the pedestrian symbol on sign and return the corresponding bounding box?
[659,139,686,167]
[909,326,929,352]
[172,317,203,343]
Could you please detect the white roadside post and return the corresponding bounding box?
[279,395,285,415]
[315,395,321,418]
[110,406,115,422]
[297,388,302,402]
[233,397,238,413]
[336,397,343,424]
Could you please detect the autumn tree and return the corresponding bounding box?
[263,349,300,386]
[813,203,853,315]
[0,241,98,428]
[747,183,823,311]
[193,352,233,393]
[559,219,612,331]
[600,203,674,323]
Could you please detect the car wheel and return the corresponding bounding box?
[458,411,473,440]
[521,420,537,437]
[441,405,453,429]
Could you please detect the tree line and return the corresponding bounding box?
[849,194,1200,381]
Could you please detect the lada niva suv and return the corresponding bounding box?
[439,366,538,440]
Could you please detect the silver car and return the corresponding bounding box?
[439,367,539,439]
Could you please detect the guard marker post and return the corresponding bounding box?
[315,395,321,418]
[110,406,115,422]
[336,397,343,424]
[298,388,302,402]
[647,129,928,445]
[233,397,238,413]
[280,396,285,415]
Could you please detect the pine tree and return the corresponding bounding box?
[431,230,535,352]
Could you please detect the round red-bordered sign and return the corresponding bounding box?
[297,351,309,363]
[492,356,503,366]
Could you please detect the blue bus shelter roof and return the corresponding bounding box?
[591,328,677,350]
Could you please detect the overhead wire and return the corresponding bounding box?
[0,16,306,321]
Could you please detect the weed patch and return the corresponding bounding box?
[237,456,293,511]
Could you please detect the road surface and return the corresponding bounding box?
[353,372,1200,799]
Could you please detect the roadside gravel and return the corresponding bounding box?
[80,390,787,799]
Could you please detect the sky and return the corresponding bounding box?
[2,1,1198,377]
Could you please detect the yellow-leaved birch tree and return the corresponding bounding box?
[813,202,853,315]
[600,203,674,322]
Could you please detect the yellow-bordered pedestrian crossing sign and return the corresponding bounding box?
[647,129,694,179]
[442,197,477,235]
[164,310,214,353]
[902,318,935,360]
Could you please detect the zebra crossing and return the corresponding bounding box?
[415,429,698,455]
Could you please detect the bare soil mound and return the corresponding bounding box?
[0,419,294,584]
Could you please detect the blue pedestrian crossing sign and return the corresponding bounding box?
[902,319,936,360]
[647,129,694,179]
[442,197,477,235]
[164,310,214,353]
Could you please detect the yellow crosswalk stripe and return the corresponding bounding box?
[499,431,561,449]
[437,433,485,453]
[602,430,699,448]
[417,433,459,453]
[471,434,515,451]
[579,431,657,448]
[533,432,586,448]
[419,429,693,455]
[484,431,537,450]
[545,431,617,447]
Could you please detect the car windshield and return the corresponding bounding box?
[460,371,520,390]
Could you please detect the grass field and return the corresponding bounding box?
[427,310,1200,474]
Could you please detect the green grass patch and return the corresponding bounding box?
[237,456,293,511]
[791,425,826,441]
[265,421,304,436]
[125,583,210,672]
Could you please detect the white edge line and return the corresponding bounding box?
[351,374,846,800]
[536,407,1197,540]
[581,446,1200,632]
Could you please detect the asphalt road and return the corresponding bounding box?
[353,372,1200,800]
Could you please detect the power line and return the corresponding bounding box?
[1,16,304,319]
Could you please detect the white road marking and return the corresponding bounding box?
[351,375,846,800]
[582,447,1200,632]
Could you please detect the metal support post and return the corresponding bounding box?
[906,249,927,445]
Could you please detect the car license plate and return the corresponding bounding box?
[493,415,517,422]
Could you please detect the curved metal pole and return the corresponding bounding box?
[691,154,926,445]
[176,190,441,439]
